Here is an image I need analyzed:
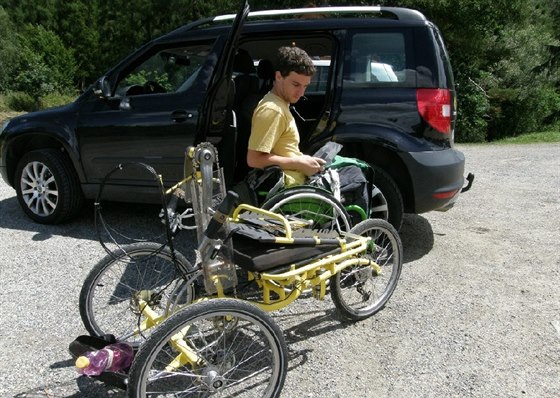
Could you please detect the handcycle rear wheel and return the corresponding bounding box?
[79,242,197,347]
[127,298,288,398]
[262,187,351,233]
[331,218,402,321]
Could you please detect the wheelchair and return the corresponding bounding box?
[234,163,354,232]
[76,142,403,397]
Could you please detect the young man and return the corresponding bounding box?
[247,46,326,186]
[246,46,370,219]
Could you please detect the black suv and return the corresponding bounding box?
[0,3,472,229]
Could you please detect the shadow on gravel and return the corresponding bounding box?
[1,196,436,265]
[0,195,89,240]
[399,213,434,264]
[11,358,127,397]
[278,307,352,372]
[0,196,172,244]
[281,307,349,344]
[13,378,126,398]
[73,377,127,398]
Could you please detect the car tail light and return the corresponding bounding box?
[416,88,451,134]
[433,189,459,199]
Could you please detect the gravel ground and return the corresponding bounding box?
[0,143,558,397]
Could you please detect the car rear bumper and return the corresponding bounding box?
[402,148,472,214]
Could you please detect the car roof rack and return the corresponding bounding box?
[165,6,426,39]
[213,6,426,23]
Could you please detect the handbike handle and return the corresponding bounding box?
[204,191,239,240]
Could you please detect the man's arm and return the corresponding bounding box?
[247,149,326,176]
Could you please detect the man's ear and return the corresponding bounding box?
[274,70,282,81]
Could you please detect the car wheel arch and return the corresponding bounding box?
[6,133,84,186]
[340,140,414,216]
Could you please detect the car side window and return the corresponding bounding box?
[115,41,216,97]
[345,32,419,87]
[307,59,331,94]
[238,37,334,95]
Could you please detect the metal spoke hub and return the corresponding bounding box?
[200,365,227,392]
[21,161,58,216]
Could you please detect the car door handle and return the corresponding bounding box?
[171,110,193,122]
[119,98,131,111]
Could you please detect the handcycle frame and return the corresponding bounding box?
[130,142,380,333]
[79,142,402,396]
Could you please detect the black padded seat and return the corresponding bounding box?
[232,50,260,182]
[231,222,341,273]
[257,58,274,94]
[233,49,259,107]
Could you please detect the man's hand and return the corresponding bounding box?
[297,154,326,176]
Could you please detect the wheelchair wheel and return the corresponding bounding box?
[262,187,351,233]
[127,298,288,398]
[79,242,198,347]
[331,219,402,321]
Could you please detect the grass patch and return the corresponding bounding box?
[41,92,77,109]
[1,91,77,124]
[1,94,25,124]
[493,130,560,144]
[0,95,9,112]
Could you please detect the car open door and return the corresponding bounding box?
[196,0,250,185]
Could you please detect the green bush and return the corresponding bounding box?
[5,91,38,112]
[3,91,77,112]
[487,84,560,141]
[0,8,21,94]
[11,25,77,98]
[454,71,490,143]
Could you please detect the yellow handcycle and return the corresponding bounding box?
[77,143,403,397]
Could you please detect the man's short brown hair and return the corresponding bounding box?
[274,46,316,77]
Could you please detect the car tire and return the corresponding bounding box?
[371,165,404,231]
[15,149,84,224]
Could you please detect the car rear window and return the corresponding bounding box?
[344,29,437,88]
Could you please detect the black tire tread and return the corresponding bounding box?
[371,165,404,231]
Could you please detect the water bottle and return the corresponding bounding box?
[75,342,134,376]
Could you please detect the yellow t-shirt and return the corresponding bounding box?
[248,92,306,185]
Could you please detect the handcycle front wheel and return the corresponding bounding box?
[79,242,198,347]
[331,218,403,321]
[127,298,288,398]
[262,187,351,233]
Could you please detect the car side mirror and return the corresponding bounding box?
[93,76,112,98]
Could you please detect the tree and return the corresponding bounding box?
[0,0,57,30]
[55,0,100,89]
[92,0,240,84]
[14,24,77,97]
[0,7,21,93]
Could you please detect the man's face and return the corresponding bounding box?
[274,71,312,104]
